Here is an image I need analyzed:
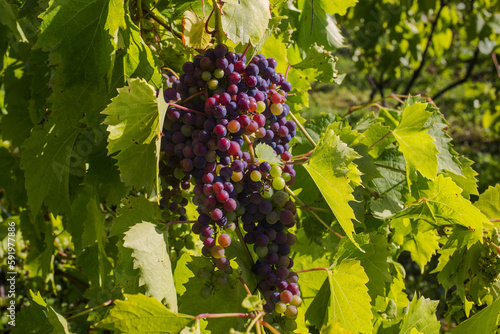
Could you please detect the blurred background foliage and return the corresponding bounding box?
[303,0,500,194]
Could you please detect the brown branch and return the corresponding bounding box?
[403,0,447,95]
[432,47,480,100]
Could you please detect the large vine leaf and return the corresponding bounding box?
[395,175,487,247]
[306,259,373,333]
[392,102,439,181]
[303,123,361,248]
[123,221,177,311]
[12,290,69,334]
[21,123,80,216]
[34,0,126,128]
[102,78,165,193]
[452,297,500,334]
[474,184,500,221]
[399,296,440,334]
[220,0,271,46]
[97,294,196,333]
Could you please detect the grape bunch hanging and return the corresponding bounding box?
[159,44,301,330]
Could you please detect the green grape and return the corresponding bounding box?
[214,69,224,79]
[202,71,212,81]
[283,319,297,331]
[250,170,262,182]
[285,305,298,318]
[256,101,266,113]
[226,212,237,223]
[255,245,269,257]
[211,245,225,259]
[200,286,212,299]
[270,165,282,178]
[274,302,287,314]
[291,295,302,307]
[197,267,211,280]
[271,103,283,115]
[207,79,218,90]
[224,222,236,232]
[282,173,291,182]
[266,211,279,224]
[215,274,228,286]
[273,177,286,190]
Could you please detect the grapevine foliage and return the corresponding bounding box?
[1,0,500,333]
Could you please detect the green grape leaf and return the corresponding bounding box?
[306,259,373,333]
[176,254,250,333]
[21,123,80,217]
[392,218,440,272]
[452,297,500,334]
[292,44,340,84]
[425,111,462,175]
[303,124,361,248]
[97,294,195,333]
[321,322,355,334]
[395,175,487,247]
[220,0,271,45]
[34,0,126,128]
[123,221,177,311]
[392,102,439,180]
[255,143,282,165]
[123,15,162,88]
[0,147,26,207]
[296,0,346,50]
[443,156,478,199]
[110,196,161,237]
[102,78,164,193]
[369,148,407,218]
[241,295,264,312]
[182,10,212,49]
[474,184,500,221]
[399,296,440,334]
[333,233,392,301]
[12,290,69,334]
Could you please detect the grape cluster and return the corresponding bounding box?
[159,44,301,326]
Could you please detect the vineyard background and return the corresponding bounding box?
[1,0,500,333]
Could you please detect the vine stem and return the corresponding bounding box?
[374,163,406,174]
[178,90,207,105]
[490,219,500,223]
[285,63,291,80]
[243,134,256,163]
[212,0,224,45]
[66,300,113,320]
[205,5,215,34]
[240,42,252,61]
[238,277,253,295]
[246,312,265,334]
[235,223,254,265]
[196,312,254,320]
[167,102,207,117]
[261,320,281,334]
[295,267,329,274]
[288,111,316,147]
[285,186,343,239]
[161,67,179,80]
[145,9,183,40]
[369,131,392,149]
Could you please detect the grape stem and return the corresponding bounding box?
[205,5,215,34]
[240,42,252,61]
[246,312,265,334]
[161,67,180,80]
[243,134,256,163]
[235,222,255,265]
[288,111,317,147]
[261,320,281,334]
[285,63,291,80]
[66,299,113,320]
[178,90,207,105]
[196,312,254,320]
[373,163,406,174]
[285,186,343,239]
[238,277,253,295]
[212,0,224,45]
[167,102,207,117]
[295,267,329,274]
[369,131,393,149]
